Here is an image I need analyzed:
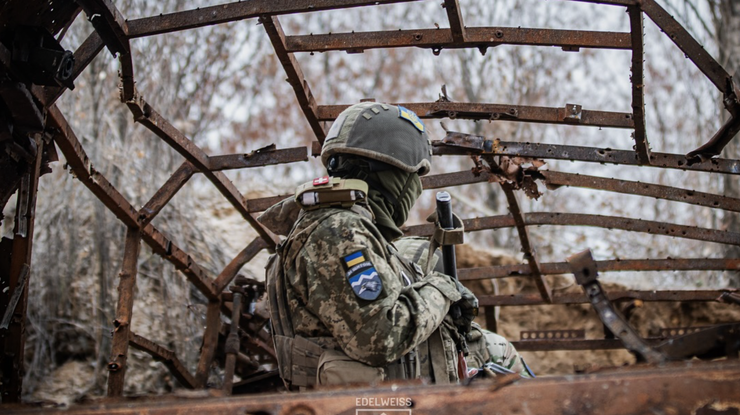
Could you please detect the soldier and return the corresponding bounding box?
[258,102,530,389]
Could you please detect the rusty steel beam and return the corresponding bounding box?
[513,339,626,351]
[321,103,635,129]
[568,249,667,364]
[640,0,729,93]
[195,300,222,387]
[526,212,740,246]
[540,170,740,212]
[223,293,242,395]
[76,0,130,56]
[500,182,552,303]
[564,0,638,5]
[458,258,740,281]
[213,237,269,294]
[129,332,196,389]
[124,96,278,249]
[48,106,139,228]
[628,6,650,164]
[107,227,142,397]
[262,16,325,142]
[405,211,740,246]
[140,224,218,300]
[443,0,466,43]
[126,0,421,38]
[434,138,740,175]
[478,289,729,307]
[0,138,43,403]
[286,27,631,53]
[49,105,220,300]
[7,360,740,415]
[208,146,309,171]
[138,161,195,227]
[245,194,292,213]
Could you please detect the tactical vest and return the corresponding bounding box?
[266,202,460,389]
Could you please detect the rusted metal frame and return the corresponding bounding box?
[33,31,106,107]
[10,360,740,415]
[262,16,325,143]
[458,258,740,281]
[208,147,309,171]
[213,237,269,294]
[628,6,650,164]
[319,103,635,129]
[405,211,740,246]
[434,140,740,175]
[442,0,466,42]
[540,170,740,212]
[478,290,730,307]
[48,105,220,299]
[568,249,667,364]
[223,292,242,395]
[512,339,627,351]
[76,0,130,56]
[195,300,222,387]
[500,182,552,303]
[140,224,218,300]
[0,137,43,403]
[125,0,421,38]
[126,97,278,248]
[107,226,141,397]
[286,27,631,53]
[128,332,197,389]
[526,212,740,246]
[245,194,293,213]
[640,0,729,93]
[138,161,195,227]
[563,0,638,6]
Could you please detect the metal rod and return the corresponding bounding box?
[500,182,552,303]
[223,293,242,395]
[478,290,730,307]
[262,16,325,143]
[213,238,269,294]
[320,103,635,129]
[286,27,631,53]
[138,161,195,227]
[129,332,197,389]
[195,300,222,387]
[628,6,650,164]
[443,0,466,43]
[107,226,142,397]
[458,257,740,281]
[126,0,421,38]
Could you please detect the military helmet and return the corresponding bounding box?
[321,102,432,176]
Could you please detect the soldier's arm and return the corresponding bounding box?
[296,216,461,367]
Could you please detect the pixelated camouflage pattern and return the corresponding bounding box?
[465,324,531,378]
[274,204,461,367]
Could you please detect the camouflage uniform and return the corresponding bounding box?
[259,199,464,386]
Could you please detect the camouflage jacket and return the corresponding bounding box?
[260,200,461,368]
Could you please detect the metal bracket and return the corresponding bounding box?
[567,249,667,364]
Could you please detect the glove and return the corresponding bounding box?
[452,280,478,334]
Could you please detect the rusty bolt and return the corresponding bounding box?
[495,30,504,38]
[414,33,423,41]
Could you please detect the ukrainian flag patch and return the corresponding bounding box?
[398,106,425,133]
[344,251,365,268]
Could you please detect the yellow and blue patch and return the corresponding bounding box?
[344,250,382,301]
[398,106,425,133]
